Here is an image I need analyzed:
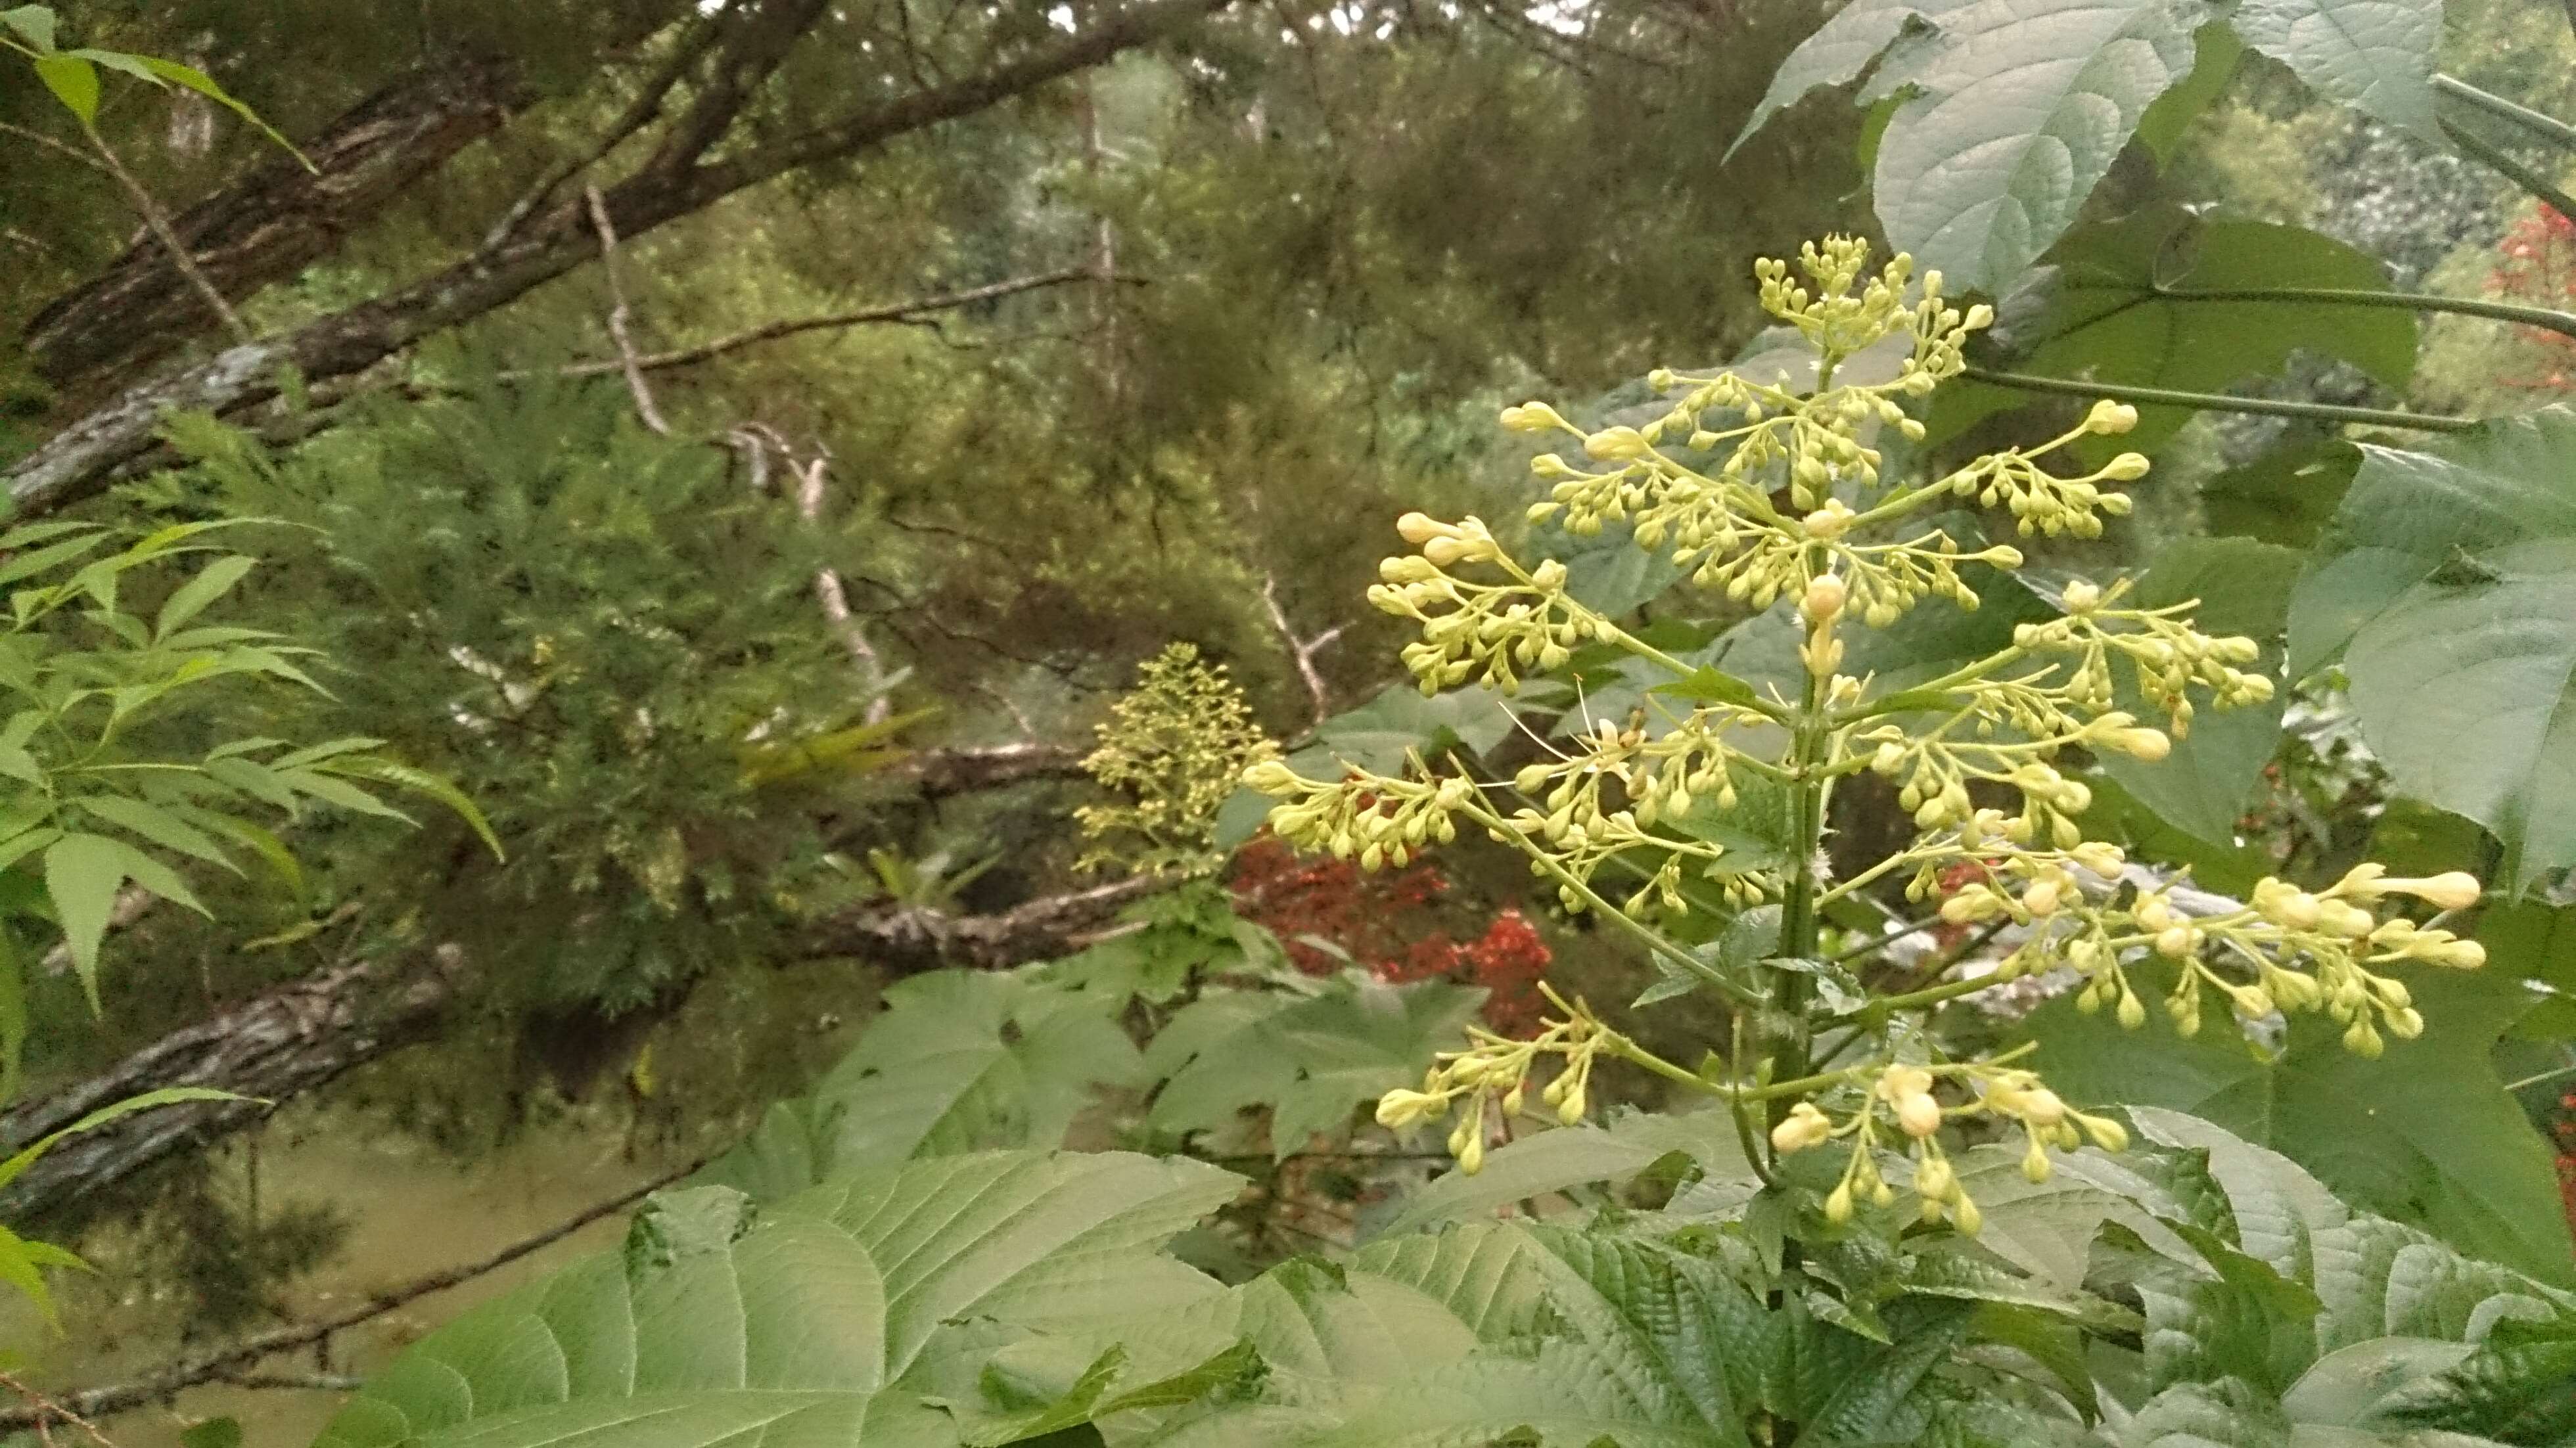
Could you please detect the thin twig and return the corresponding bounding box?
[482,9,732,250]
[0,1372,117,1447]
[0,120,106,171]
[585,184,671,436]
[534,269,1132,380]
[0,1158,704,1430]
[81,123,250,345]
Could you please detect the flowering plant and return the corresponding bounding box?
[1248,237,2488,1232]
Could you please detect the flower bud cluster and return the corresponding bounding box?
[1943,447,2142,539]
[2012,587,2273,737]
[1944,855,2487,1056]
[1375,984,1619,1174]
[1243,758,1473,872]
[1369,522,1601,696]
[1772,1057,2125,1234]
[1502,710,1756,909]
[1076,643,1280,877]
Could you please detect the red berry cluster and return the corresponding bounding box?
[2490,207,2576,390]
[1228,837,1553,1029]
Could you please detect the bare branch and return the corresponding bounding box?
[81,124,253,346]
[0,1159,702,1431]
[542,269,1127,378]
[801,874,1170,970]
[482,9,734,250]
[0,121,106,172]
[1261,573,1346,727]
[9,0,1230,514]
[584,184,672,435]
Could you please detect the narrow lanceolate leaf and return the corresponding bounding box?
[313,1152,1243,1448]
[2287,408,2576,890]
[2232,0,2441,138]
[1872,0,2220,295]
[43,831,129,997]
[152,554,258,643]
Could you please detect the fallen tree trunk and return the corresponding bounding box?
[0,953,461,1223]
[0,875,1166,1224]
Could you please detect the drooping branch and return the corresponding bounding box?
[0,1158,704,1432]
[6,0,1235,516]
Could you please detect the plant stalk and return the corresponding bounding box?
[1960,367,2478,432]
[2434,74,2576,154]
[2113,281,2576,345]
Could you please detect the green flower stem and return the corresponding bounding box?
[2125,281,2576,346]
[1961,367,2479,434]
[2434,73,2576,154]
[1768,622,1833,1125]
[1874,970,2007,1014]
[2441,116,2576,233]
[1456,794,1764,1007]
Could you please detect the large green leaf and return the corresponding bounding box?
[1947,210,2416,457]
[1147,976,1484,1155]
[2286,410,2576,889]
[1871,0,2222,295]
[697,970,1145,1200]
[2097,536,2298,847]
[2027,978,2576,1283]
[1310,683,1518,775]
[313,1152,1243,1448]
[1728,0,1973,161]
[2234,0,2441,138]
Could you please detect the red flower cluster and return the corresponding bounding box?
[2489,207,2576,390]
[1228,837,1553,1029]
[2555,1091,2576,1244]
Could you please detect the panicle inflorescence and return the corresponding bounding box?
[1235,237,2483,1215]
[1077,643,1277,876]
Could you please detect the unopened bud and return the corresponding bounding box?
[1801,572,1848,624]
[2083,401,2139,436]
[1896,1091,1943,1139]
[2061,579,2101,612]
[2102,453,2151,482]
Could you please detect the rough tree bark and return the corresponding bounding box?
[22,48,534,397]
[0,869,1164,1224]
[4,0,1235,516]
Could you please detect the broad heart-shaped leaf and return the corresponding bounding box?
[2234,0,2441,138]
[2097,535,2298,847]
[1146,974,1485,1156]
[2287,410,2576,890]
[2025,972,2576,1284]
[695,969,1144,1200]
[1942,210,2416,459]
[312,1152,1243,1448]
[1309,681,1517,775]
[1727,0,1975,162]
[1872,0,2222,296]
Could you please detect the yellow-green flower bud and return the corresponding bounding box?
[1582,426,1650,461]
[1801,572,1848,624]
[1895,1090,1943,1139]
[2022,1135,2052,1183]
[1458,1134,1486,1174]
[2084,400,2140,436]
[2378,871,2484,912]
[1824,1181,1854,1224]
[2061,578,2102,612]
[1952,1194,1982,1235]
[2103,453,2151,481]
[1500,401,1568,434]
[1771,1101,1833,1154]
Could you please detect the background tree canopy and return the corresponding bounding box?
[0,1,2574,1444]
